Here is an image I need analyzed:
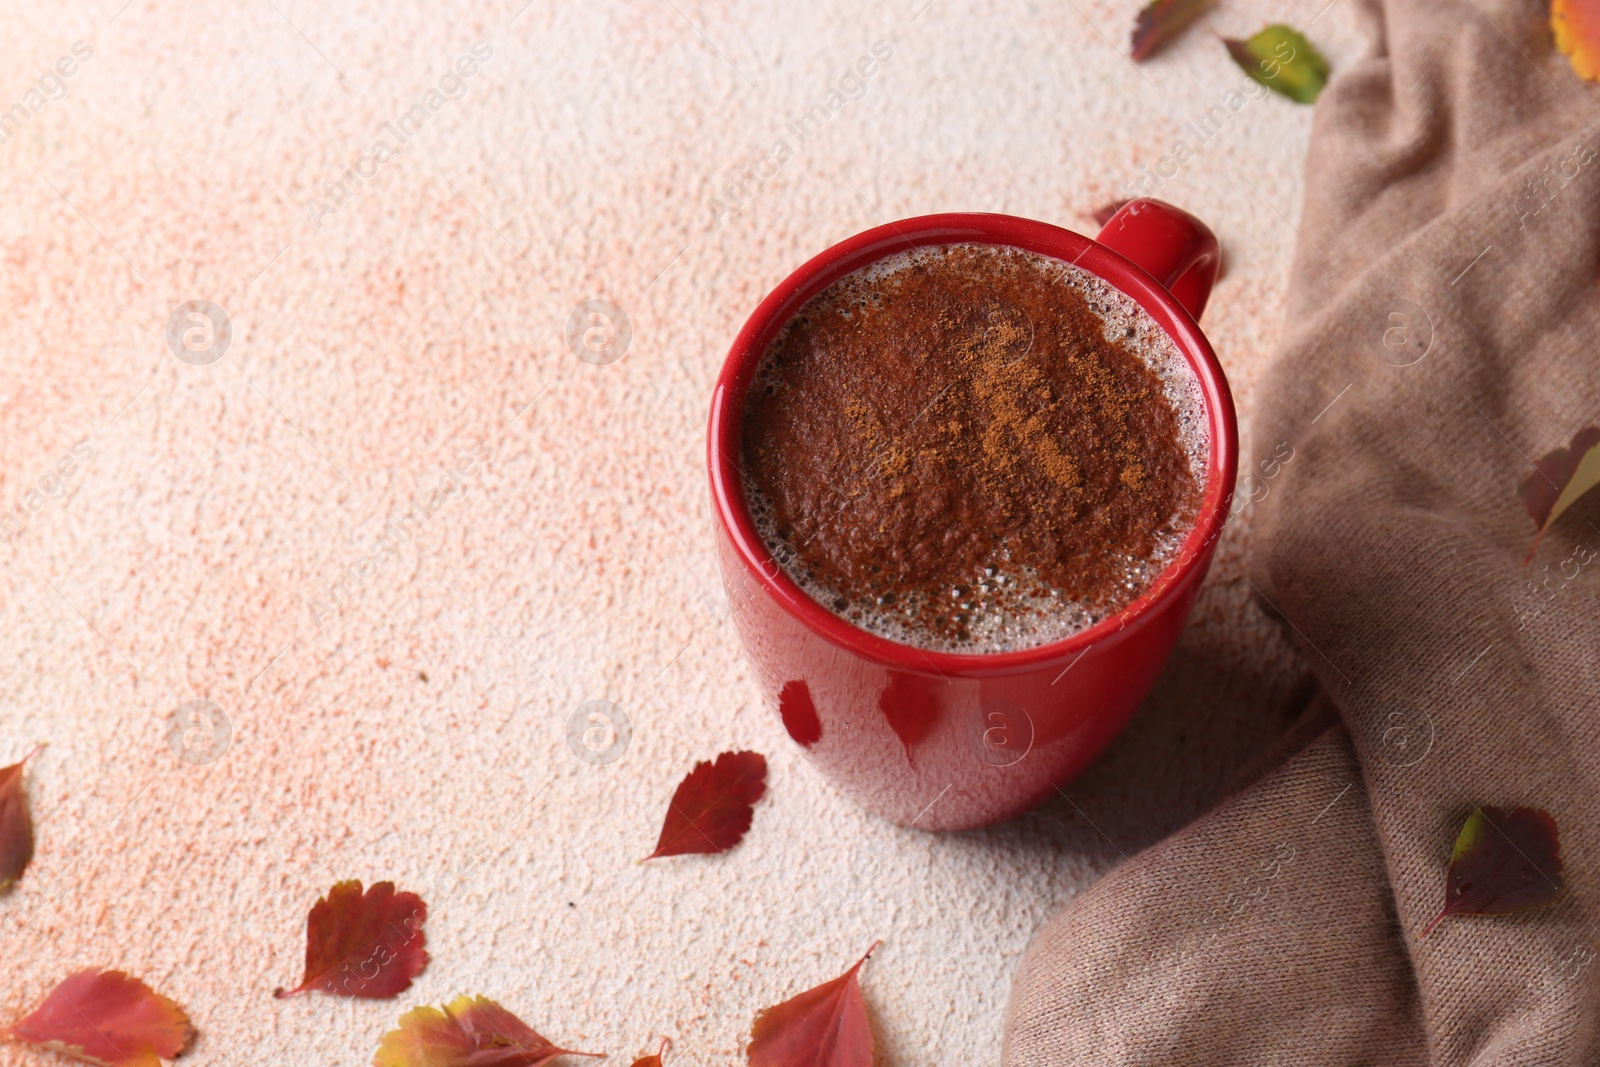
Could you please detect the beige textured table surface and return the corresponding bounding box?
[0,0,1358,1062]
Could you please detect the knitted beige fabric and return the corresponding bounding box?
[1005,0,1600,1062]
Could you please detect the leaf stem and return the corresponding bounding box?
[851,939,884,972]
[1415,907,1451,940]
[1525,526,1549,565]
[21,743,46,764]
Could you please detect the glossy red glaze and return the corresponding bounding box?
[708,201,1236,830]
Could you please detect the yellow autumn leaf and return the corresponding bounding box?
[1553,0,1600,82]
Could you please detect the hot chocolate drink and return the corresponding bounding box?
[739,242,1207,653]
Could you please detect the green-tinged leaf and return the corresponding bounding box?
[1224,24,1329,104]
[1520,425,1600,561]
[1417,807,1563,939]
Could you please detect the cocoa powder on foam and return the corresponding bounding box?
[741,243,1207,653]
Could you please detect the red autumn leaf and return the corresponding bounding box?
[778,680,821,748]
[1417,806,1564,939]
[646,751,767,860]
[1130,0,1216,60]
[631,1038,670,1067]
[747,944,878,1067]
[1087,200,1130,228]
[372,994,601,1067]
[3,968,194,1067]
[274,879,428,998]
[1553,0,1600,82]
[0,743,43,892]
[1519,425,1600,561]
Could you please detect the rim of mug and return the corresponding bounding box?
[707,212,1238,676]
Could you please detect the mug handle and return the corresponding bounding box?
[1095,198,1220,321]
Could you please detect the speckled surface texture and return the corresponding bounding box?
[0,0,1354,1062]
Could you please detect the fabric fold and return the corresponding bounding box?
[1003,719,1427,1065]
[1005,0,1600,1061]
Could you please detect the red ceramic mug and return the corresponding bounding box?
[707,200,1236,831]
